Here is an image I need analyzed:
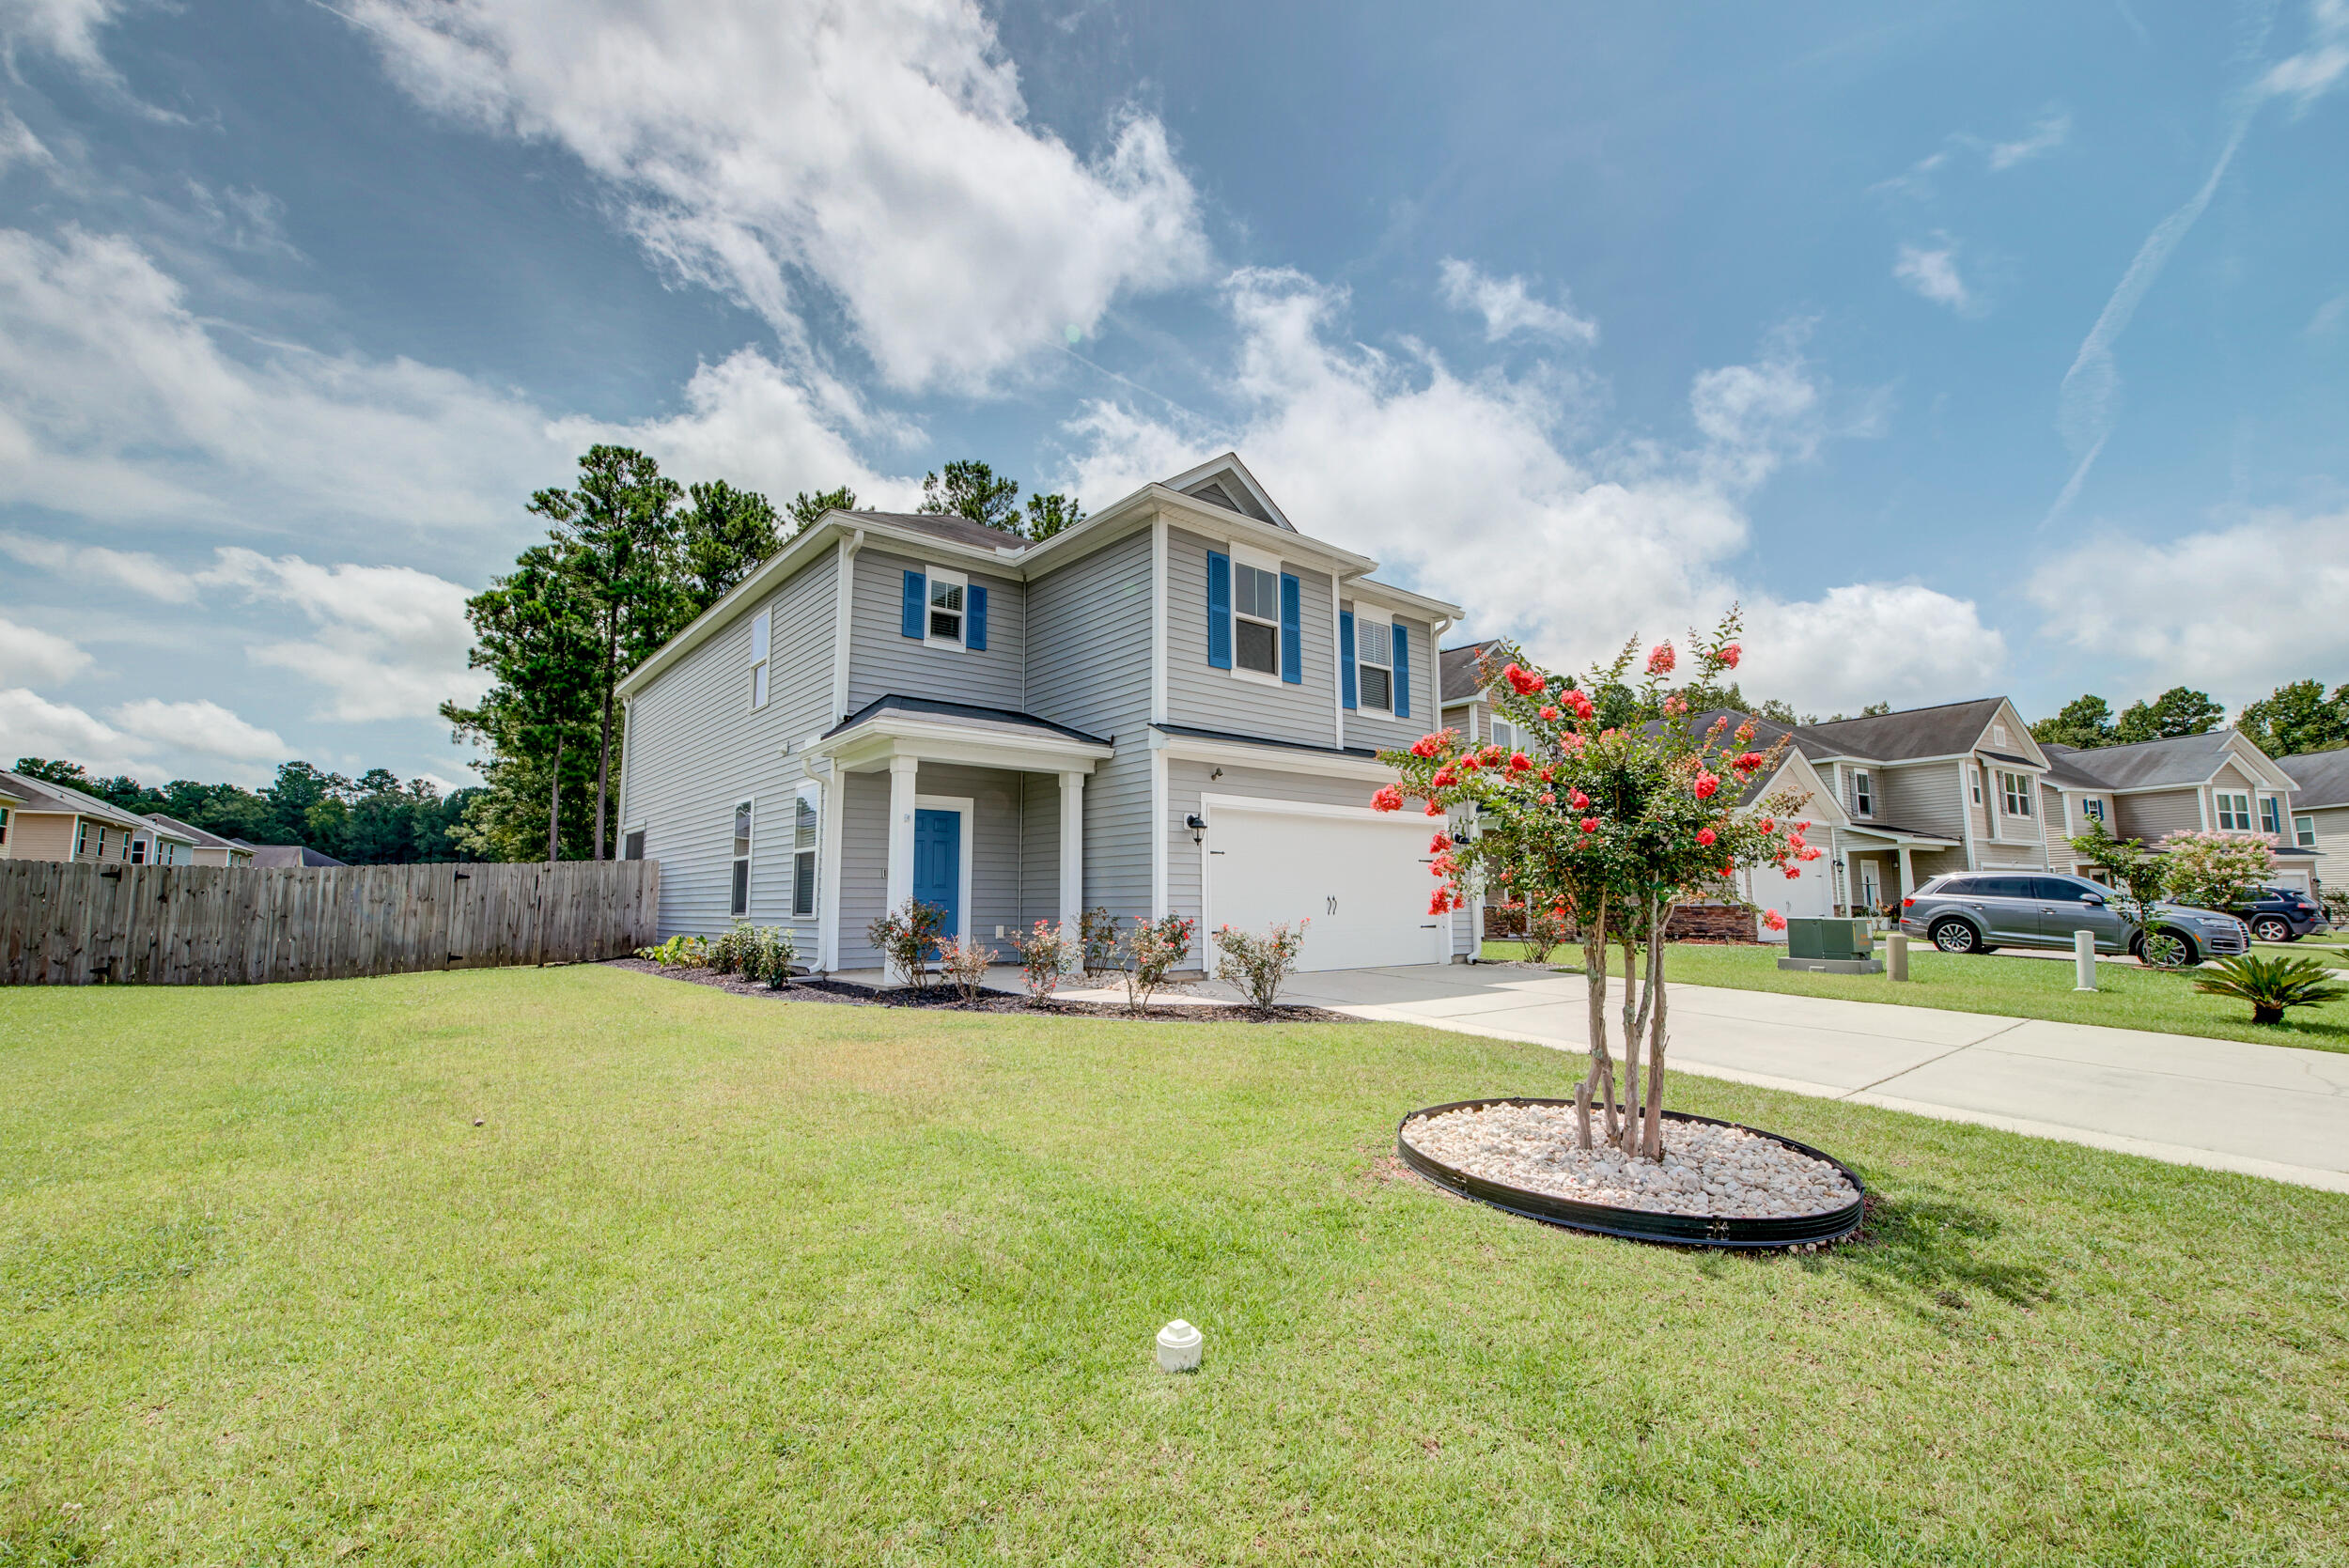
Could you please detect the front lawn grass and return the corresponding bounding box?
[1484,939,2349,1053]
[4,967,2346,1565]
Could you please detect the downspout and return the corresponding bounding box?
[831,528,864,725]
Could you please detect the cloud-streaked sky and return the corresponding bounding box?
[2,0,2345,788]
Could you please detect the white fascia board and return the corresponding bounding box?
[1158,451,1293,530]
[1150,729,1395,784]
[1341,576,1465,623]
[815,717,1112,775]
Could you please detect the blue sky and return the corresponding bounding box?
[1,0,2343,789]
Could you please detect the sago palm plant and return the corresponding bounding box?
[2191,953,2347,1026]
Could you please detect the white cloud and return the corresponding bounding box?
[0,531,194,600]
[1059,269,1999,716]
[196,548,490,723]
[2263,0,2349,107]
[1892,241,1973,313]
[350,0,1208,393]
[0,613,90,684]
[1986,110,2072,171]
[2027,509,2349,699]
[1437,258,1596,346]
[104,697,287,761]
[0,0,119,72]
[0,687,144,773]
[2310,291,2349,337]
[0,107,54,171]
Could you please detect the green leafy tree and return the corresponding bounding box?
[12,758,95,791]
[2113,686,2223,744]
[1022,489,1085,540]
[2032,693,2117,750]
[529,445,687,861]
[918,459,1020,530]
[679,480,781,612]
[2066,816,2184,966]
[2235,679,2349,757]
[787,485,857,536]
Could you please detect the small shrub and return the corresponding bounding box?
[2323,887,2349,927]
[1117,914,1195,1014]
[1213,920,1308,1014]
[934,936,995,1003]
[867,900,945,988]
[745,926,797,989]
[1009,920,1076,1004]
[1520,902,1573,964]
[709,923,760,976]
[1077,906,1121,979]
[637,934,708,969]
[2192,953,2347,1024]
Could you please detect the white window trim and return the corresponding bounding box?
[730,798,754,919]
[749,605,771,710]
[2214,790,2252,831]
[924,564,969,650]
[2083,798,2107,824]
[1228,543,1283,687]
[2258,794,2282,834]
[791,781,820,919]
[1852,768,1874,817]
[1999,770,2033,818]
[2295,814,2316,848]
[1352,604,1394,716]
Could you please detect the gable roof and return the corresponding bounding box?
[0,769,154,832]
[2279,746,2349,809]
[146,812,244,851]
[1798,697,2011,763]
[1160,452,1293,530]
[2038,745,2109,792]
[836,509,1027,553]
[2040,729,2267,791]
[1439,639,1507,704]
[243,844,348,868]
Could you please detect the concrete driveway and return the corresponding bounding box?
[1164,962,2349,1193]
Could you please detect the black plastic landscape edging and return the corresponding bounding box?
[1395,1096,1867,1250]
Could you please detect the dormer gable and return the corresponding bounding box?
[1163,452,1293,531]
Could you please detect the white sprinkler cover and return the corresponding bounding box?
[1156,1318,1204,1372]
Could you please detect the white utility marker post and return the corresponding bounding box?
[2073,928,2098,991]
[1886,931,1909,983]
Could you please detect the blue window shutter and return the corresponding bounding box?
[1206,551,1232,669]
[1392,622,1410,718]
[1340,611,1357,709]
[900,569,925,639]
[1279,572,1302,684]
[966,582,988,651]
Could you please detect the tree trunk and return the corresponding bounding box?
[1573,1078,1594,1151]
[546,733,565,865]
[592,622,616,862]
[1641,895,1669,1159]
[1583,891,1619,1140]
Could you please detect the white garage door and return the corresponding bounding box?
[1205,800,1448,971]
[1750,850,1832,939]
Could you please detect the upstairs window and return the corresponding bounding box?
[926,567,966,644]
[95,826,108,859]
[2259,796,2281,835]
[2296,815,2317,848]
[1356,613,1393,712]
[730,800,753,918]
[1233,561,1281,676]
[0,806,9,846]
[750,607,770,709]
[1852,768,1874,816]
[792,784,820,918]
[1489,718,1517,753]
[75,820,87,856]
[1999,771,2033,817]
[2083,798,2107,824]
[131,837,148,863]
[2215,791,2252,831]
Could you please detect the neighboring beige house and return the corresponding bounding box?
[145,813,257,867]
[2276,748,2349,893]
[1439,639,1519,753]
[2041,729,2318,895]
[0,768,193,864]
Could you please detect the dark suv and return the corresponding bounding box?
[2229,885,2329,944]
[1900,872,2251,967]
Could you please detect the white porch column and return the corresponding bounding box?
[1058,769,1085,928]
[1840,848,1859,918]
[885,755,919,915]
[1896,845,1915,903]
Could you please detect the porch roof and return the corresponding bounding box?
[814,694,1115,775]
[1838,822,1961,848]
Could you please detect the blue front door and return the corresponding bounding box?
[912,808,961,946]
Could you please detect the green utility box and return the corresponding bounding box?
[1781,917,1882,974]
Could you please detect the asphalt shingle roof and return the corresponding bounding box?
[1439,639,1508,704]
[0,768,153,831]
[145,812,241,850]
[2036,730,2237,790]
[2279,746,2349,809]
[842,510,1028,553]
[1797,697,2006,763]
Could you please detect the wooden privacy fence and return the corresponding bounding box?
[0,860,661,986]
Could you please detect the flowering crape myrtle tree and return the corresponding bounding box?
[1372,616,1817,1160]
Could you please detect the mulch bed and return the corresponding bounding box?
[603,958,1354,1024]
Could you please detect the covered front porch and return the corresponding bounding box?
[807,696,1115,973]
[1837,825,1961,918]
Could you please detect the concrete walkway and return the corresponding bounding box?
[1127,963,2349,1193]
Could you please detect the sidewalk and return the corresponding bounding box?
[1124,963,2349,1193]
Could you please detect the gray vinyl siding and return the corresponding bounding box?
[832,761,1027,969]
[1164,758,1407,938]
[1019,771,1062,927]
[623,551,837,939]
[1872,761,1966,839]
[844,546,1026,713]
[1342,612,1439,756]
[1162,526,1336,748]
[2302,804,2349,889]
[2116,787,2201,842]
[1025,526,1154,920]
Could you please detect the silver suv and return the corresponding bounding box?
[1900,872,2251,967]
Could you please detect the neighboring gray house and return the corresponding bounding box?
[2042,730,2317,895]
[236,843,350,869]
[2273,748,2347,893]
[614,454,1470,974]
[146,813,256,867]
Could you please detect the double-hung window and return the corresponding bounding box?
[95,826,108,859]
[2215,791,2252,831]
[131,836,148,863]
[1489,718,1517,753]
[926,567,966,645]
[2296,815,2317,848]
[1231,559,1281,678]
[749,607,770,709]
[2083,798,2107,824]
[622,828,646,861]
[1355,609,1393,712]
[74,820,87,856]
[791,783,819,918]
[2259,796,2281,835]
[729,800,753,918]
[1999,770,2033,818]
[1852,768,1874,817]
[0,805,9,846]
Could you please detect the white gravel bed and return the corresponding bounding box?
[1403,1101,1858,1219]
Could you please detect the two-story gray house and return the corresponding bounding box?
[613,455,1469,975]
